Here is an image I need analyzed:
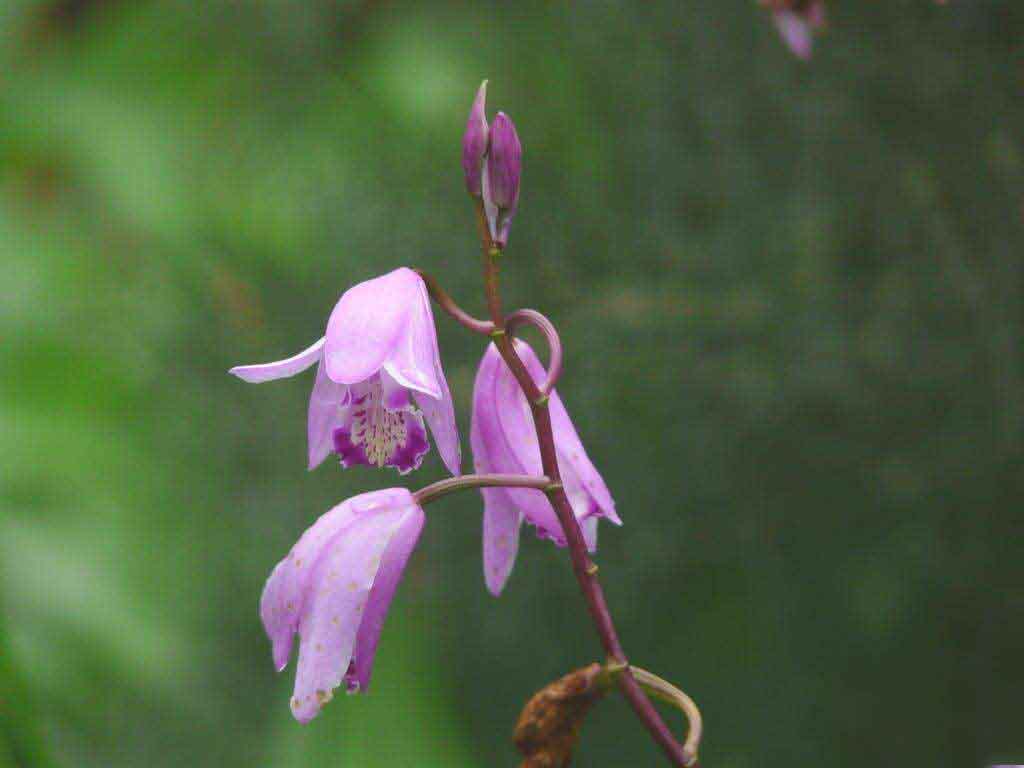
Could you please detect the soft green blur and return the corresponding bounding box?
[2,1,1022,766]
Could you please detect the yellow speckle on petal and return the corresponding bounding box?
[496,534,509,550]
[316,689,334,706]
[315,643,323,652]
[290,697,299,709]
[331,615,339,625]
[347,580,359,592]
[295,558,302,568]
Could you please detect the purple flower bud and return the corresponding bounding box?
[461,80,489,197]
[486,112,521,210]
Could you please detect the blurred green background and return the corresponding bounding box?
[2,1,1022,765]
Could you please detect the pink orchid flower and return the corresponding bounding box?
[260,488,425,722]
[471,340,621,595]
[230,267,460,475]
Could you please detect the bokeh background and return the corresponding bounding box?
[2,1,1022,766]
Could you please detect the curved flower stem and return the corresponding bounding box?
[619,666,702,764]
[414,268,495,336]
[504,308,563,397]
[472,199,697,767]
[413,473,551,507]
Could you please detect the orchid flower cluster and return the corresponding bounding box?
[232,82,700,766]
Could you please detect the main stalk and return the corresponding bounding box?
[474,202,696,767]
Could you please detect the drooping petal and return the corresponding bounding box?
[323,268,424,386]
[472,343,563,541]
[380,275,443,400]
[581,516,599,552]
[260,493,373,671]
[332,375,430,474]
[545,380,620,527]
[508,340,617,527]
[481,487,523,596]
[290,502,411,722]
[475,340,616,548]
[408,278,461,474]
[229,337,325,383]
[773,10,813,60]
[414,383,460,476]
[307,359,350,470]
[490,344,569,540]
[472,387,523,594]
[345,504,424,692]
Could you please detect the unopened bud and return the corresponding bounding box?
[486,112,521,247]
[487,112,521,210]
[461,80,489,197]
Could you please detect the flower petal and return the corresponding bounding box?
[399,277,461,474]
[259,495,367,672]
[229,337,325,383]
[474,340,617,545]
[773,10,813,60]
[546,390,620,527]
[380,276,443,400]
[472,387,523,594]
[486,343,566,540]
[307,359,350,470]
[581,516,598,553]
[290,497,416,722]
[345,504,425,692]
[510,340,618,526]
[323,268,424,386]
[481,487,523,596]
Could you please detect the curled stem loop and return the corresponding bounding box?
[505,308,564,396]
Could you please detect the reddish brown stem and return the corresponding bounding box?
[473,201,697,767]
[504,308,563,396]
[415,268,495,335]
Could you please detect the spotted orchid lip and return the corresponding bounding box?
[332,373,430,475]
